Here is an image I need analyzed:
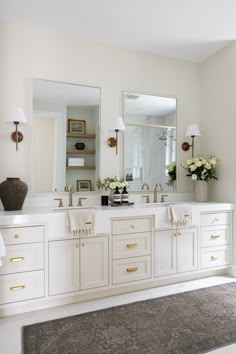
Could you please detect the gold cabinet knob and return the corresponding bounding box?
[14,234,19,238]
[75,243,79,248]
[81,242,85,247]
[211,255,220,260]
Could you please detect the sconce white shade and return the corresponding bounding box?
[115,117,125,131]
[6,107,27,125]
[185,124,200,137]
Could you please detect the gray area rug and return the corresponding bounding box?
[23,282,236,354]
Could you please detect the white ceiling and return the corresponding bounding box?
[1,0,235,62]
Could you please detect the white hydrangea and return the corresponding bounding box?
[190,164,196,171]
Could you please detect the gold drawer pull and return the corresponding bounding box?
[211,255,220,260]
[127,243,138,249]
[85,221,92,225]
[14,234,19,239]
[10,256,24,262]
[211,235,221,239]
[10,285,25,291]
[130,225,135,229]
[127,267,138,272]
[212,218,219,223]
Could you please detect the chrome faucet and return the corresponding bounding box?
[153,183,163,203]
[68,185,73,207]
[142,183,150,190]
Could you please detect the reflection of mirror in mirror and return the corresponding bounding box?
[32,79,100,193]
[124,92,177,192]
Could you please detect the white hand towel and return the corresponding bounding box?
[167,205,192,229]
[66,209,95,237]
[0,231,6,266]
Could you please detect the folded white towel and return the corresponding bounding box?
[66,209,95,237]
[167,204,192,230]
[0,231,6,266]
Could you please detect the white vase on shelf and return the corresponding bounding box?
[195,180,208,202]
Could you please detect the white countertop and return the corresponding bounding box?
[0,202,233,238]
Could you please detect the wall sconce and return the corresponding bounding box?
[6,107,27,151]
[107,117,125,155]
[182,124,200,157]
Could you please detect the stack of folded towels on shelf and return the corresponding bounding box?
[68,157,84,167]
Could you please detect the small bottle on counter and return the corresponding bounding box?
[113,187,121,204]
[122,186,129,204]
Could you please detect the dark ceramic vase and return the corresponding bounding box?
[0,177,28,211]
[74,142,85,150]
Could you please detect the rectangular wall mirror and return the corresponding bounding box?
[32,79,100,193]
[124,92,177,192]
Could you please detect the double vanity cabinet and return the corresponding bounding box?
[0,202,233,317]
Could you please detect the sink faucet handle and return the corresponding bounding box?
[78,197,87,207]
[54,198,63,207]
[142,195,150,203]
[160,194,168,203]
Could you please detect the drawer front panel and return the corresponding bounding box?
[112,218,151,235]
[201,225,230,247]
[112,256,151,284]
[113,232,151,259]
[0,243,44,275]
[200,246,230,269]
[200,212,230,227]
[0,270,45,305]
[0,226,44,245]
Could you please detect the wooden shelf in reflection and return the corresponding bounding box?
[67,133,96,139]
[66,166,96,170]
[66,150,95,155]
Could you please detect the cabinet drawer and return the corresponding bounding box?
[201,225,230,247]
[112,256,151,284]
[0,226,44,245]
[112,218,151,235]
[200,212,230,227]
[200,246,230,269]
[0,270,44,305]
[112,232,151,259]
[0,243,44,275]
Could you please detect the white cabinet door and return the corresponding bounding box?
[49,239,80,296]
[177,228,198,273]
[154,230,176,277]
[80,236,109,290]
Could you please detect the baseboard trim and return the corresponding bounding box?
[227,266,236,277]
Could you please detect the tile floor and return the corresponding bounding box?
[0,275,236,354]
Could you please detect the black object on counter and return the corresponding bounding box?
[101,195,109,206]
[0,177,28,211]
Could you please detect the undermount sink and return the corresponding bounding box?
[52,206,96,211]
[143,202,176,207]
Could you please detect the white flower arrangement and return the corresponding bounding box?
[96,176,129,191]
[182,156,218,182]
[166,161,176,182]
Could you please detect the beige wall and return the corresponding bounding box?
[200,42,236,267]
[0,21,201,192]
[200,42,236,202]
